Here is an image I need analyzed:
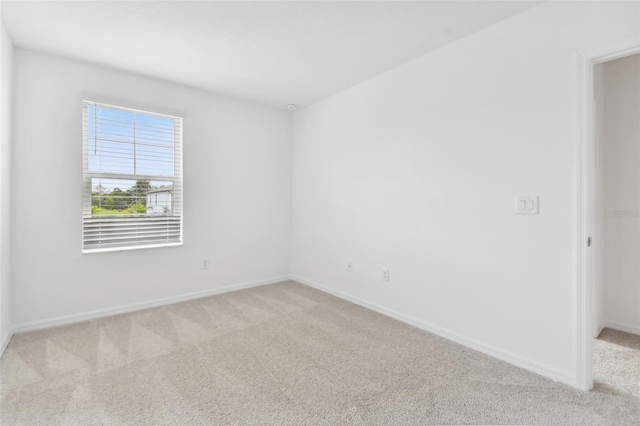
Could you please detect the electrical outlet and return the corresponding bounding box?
[382,267,389,282]
[347,261,353,272]
[202,259,210,270]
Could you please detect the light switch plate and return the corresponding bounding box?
[515,196,539,215]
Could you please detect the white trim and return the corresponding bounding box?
[1,329,13,357]
[85,99,181,119]
[585,34,640,66]
[292,276,576,388]
[82,241,183,254]
[604,321,640,337]
[575,49,593,392]
[80,93,186,122]
[576,33,640,392]
[12,275,291,334]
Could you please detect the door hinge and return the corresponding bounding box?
[587,237,592,247]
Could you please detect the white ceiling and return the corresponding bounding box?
[2,1,542,110]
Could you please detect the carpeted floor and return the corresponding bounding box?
[1,281,639,425]
[594,328,640,401]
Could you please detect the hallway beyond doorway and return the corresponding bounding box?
[594,328,640,398]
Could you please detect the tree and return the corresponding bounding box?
[109,187,128,210]
[91,184,109,208]
[128,180,153,207]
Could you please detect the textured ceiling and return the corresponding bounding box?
[2,1,542,109]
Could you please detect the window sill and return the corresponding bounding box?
[82,242,183,254]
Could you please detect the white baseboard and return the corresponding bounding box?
[603,320,640,336]
[1,329,14,357]
[12,275,291,334]
[292,275,576,388]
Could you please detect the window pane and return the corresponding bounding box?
[86,104,176,176]
[88,178,173,216]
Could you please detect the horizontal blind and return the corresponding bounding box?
[82,101,183,252]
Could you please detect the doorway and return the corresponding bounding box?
[591,52,640,397]
[577,34,640,392]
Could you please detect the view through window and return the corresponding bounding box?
[82,101,183,252]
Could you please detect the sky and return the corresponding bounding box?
[86,103,178,193]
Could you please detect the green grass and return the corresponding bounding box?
[92,204,146,215]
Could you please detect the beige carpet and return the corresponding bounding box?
[1,281,639,425]
[594,328,640,400]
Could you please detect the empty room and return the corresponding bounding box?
[0,1,639,424]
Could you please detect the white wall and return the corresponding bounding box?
[291,1,639,387]
[0,17,14,351]
[11,50,291,327]
[601,53,640,335]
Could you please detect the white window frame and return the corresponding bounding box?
[82,100,184,253]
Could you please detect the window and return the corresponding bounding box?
[82,101,183,252]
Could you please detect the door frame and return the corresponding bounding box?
[576,34,640,392]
